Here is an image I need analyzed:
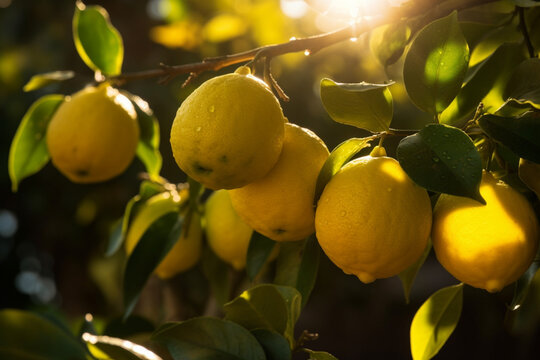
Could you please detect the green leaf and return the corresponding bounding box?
[223,284,290,335]
[469,25,522,67]
[251,329,291,360]
[274,236,320,308]
[201,246,231,306]
[370,21,411,67]
[399,240,432,304]
[478,112,540,163]
[303,349,339,360]
[152,317,266,360]
[82,332,159,360]
[123,212,183,319]
[397,124,484,203]
[510,247,540,311]
[320,78,393,132]
[513,0,540,7]
[0,309,88,360]
[73,1,123,75]
[440,43,525,127]
[410,283,464,360]
[23,71,75,92]
[504,58,540,108]
[246,231,277,281]
[403,11,469,115]
[8,95,64,192]
[104,316,155,338]
[314,137,373,205]
[122,92,162,178]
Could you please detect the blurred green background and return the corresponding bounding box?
[1,0,539,358]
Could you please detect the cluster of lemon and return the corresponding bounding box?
[46,68,539,291]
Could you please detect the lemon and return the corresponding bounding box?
[432,171,539,292]
[315,146,432,283]
[46,84,139,183]
[125,191,202,279]
[205,189,253,270]
[229,123,329,242]
[170,67,285,190]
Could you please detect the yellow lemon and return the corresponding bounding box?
[315,146,432,283]
[205,189,253,270]
[170,67,285,190]
[432,171,539,292]
[46,84,139,183]
[229,123,329,242]
[125,191,202,279]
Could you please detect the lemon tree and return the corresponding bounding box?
[5,1,540,360]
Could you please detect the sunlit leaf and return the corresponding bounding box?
[123,212,183,319]
[274,236,320,308]
[251,329,291,360]
[468,25,522,67]
[0,309,88,360]
[504,58,540,107]
[314,137,373,204]
[203,14,248,43]
[478,113,540,163]
[370,21,411,67]
[399,240,432,304]
[403,11,469,115]
[8,95,64,192]
[410,284,464,360]
[510,247,540,311]
[150,20,202,50]
[152,317,266,360]
[246,231,277,281]
[303,349,339,360]
[23,71,75,92]
[320,78,393,132]
[82,332,161,360]
[440,43,525,127]
[73,1,123,75]
[397,124,484,203]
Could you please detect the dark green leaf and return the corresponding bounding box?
[403,11,469,114]
[272,286,302,347]
[410,284,464,360]
[399,240,432,304]
[0,309,87,360]
[510,247,540,311]
[8,95,64,192]
[370,21,411,67]
[274,235,320,308]
[246,231,277,281]
[478,113,540,163]
[440,43,526,127]
[104,316,155,338]
[504,58,540,108]
[303,349,339,360]
[82,332,161,360]
[314,137,373,205]
[397,124,484,203]
[122,92,162,178]
[152,317,266,360]
[73,0,123,75]
[201,246,231,306]
[23,71,75,92]
[123,212,183,319]
[320,78,393,132]
[251,329,291,360]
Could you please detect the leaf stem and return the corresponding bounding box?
[518,7,536,58]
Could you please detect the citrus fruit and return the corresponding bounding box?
[229,123,329,242]
[315,146,432,283]
[432,171,539,292]
[125,191,202,279]
[205,189,253,270]
[170,66,285,190]
[46,84,139,183]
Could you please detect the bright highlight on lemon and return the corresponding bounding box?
[432,171,539,293]
[315,146,432,283]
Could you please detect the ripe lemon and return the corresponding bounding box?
[432,171,539,292]
[229,123,329,242]
[170,67,285,190]
[46,84,139,183]
[125,191,202,279]
[205,189,253,270]
[315,146,432,283]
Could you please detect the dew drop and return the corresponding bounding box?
[208,105,215,113]
[196,126,202,132]
[340,210,347,217]
[304,49,311,56]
